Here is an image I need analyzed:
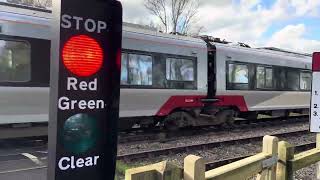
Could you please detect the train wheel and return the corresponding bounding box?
[164,111,190,131]
[216,110,235,126]
[225,110,235,125]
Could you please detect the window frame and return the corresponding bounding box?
[0,35,51,87]
[127,53,153,86]
[226,60,311,92]
[255,65,273,90]
[121,49,198,90]
[286,67,301,91]
[226,61,250,90]
[0,38,31,83]
[121,51,154,88]
[227,63,249,84]
[299,70,312,91]
[165,57,197,82]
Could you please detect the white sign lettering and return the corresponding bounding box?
[311,72,320,132]
[58,96,105,110]
[67,77,97,91]
[61,14,107,33]
[58,156,99,171]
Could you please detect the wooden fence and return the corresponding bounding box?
[125,134,320,180]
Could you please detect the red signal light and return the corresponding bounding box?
[116,49,121,70]
[62,35,104,77]
[313,52,320,72]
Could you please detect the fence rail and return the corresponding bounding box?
[125,134,320,180]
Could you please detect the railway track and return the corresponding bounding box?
[0,117,309,163]
[0,115,308,140]
[205,142,315,170]
[117,129,310,162]
[118,115,309,144]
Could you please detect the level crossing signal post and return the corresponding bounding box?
[311,52,320,132]
[48,0,122,179]
[310,52,320,179]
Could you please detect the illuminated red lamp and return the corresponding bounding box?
[116,49,121,70]
[62,35,104,77]
[313,52,320,72]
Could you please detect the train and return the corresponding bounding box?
[0,2,312,130]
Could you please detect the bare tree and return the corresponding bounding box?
[144,0,200,34]
[144,0,169,33]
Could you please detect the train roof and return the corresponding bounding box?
[123,23,204,44]
[212,42,311,70]
[201,36,311,62]
[0,2,51,18]
[211,42,311,62]
[123,23,206,50]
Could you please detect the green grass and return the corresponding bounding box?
[116,160,132,174]
[115,160,133,180]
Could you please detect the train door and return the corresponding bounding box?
[207,49,216,98]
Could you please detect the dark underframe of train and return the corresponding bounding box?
[0,106,309,132]
[119,107,310,131]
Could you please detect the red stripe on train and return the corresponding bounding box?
[156,95,248,116]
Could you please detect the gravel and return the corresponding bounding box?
[120,133,315,165]
[117,122,309,155]
[295,165,317,180]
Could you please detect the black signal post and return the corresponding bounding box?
[48,0,122,179]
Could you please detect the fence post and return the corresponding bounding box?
[184,155,205,180]
[316,133,320,180]
[258,135,278,180]
[276,141,294,180]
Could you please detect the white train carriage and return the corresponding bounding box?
[205,38,312,120]
[119,24,208,128]
[0,2,313,130]
[0,3,208,129]
[0,4,51,124]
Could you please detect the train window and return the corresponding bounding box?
[128,54,153,85]
[266,68,273,88]
[256,66,265,88]
[153,58,167,88]
[275,68,286,90]
[300,71,311,90]
[166,58,194,81]
[0,40,30,82]
[287,70,300,91]
[256,66,273,89]
[121,53,153,86]
[228,64,248,84]
[121,53,128,85]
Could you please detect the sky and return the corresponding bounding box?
[119,0,320,54]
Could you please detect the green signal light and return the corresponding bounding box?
[61,114,100,154]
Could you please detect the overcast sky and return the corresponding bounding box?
[119,0,320,53]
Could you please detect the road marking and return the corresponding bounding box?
[36,150,48,154]
[0,166,47,174]
[21,153,43,166]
